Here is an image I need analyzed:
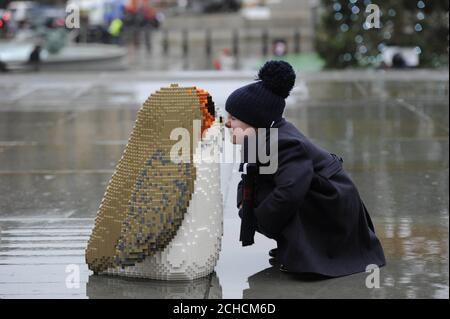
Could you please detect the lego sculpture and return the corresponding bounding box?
[86,84,223,280]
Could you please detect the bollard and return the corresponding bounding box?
[182,30,189,58]
[232,29,239,58]
[262,29,269,57]
[294,30,301,54]
[182,30,189,69]
[233,29,240,69]
[162,29,169,55]
[205,29,212,58]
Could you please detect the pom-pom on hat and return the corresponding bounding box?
[225,60,296,128]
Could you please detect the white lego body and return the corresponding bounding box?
[104,122,223,280]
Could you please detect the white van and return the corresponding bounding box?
[7,1,38,23]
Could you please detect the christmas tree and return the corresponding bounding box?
[315,0,449,68]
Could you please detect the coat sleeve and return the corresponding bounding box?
[237,177,244,209]
[254,139,313,239]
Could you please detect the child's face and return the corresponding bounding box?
[225,114,256,145]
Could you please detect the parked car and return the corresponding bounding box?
[0,9,14,37]
[189,0,241,14]
[0,9,5,30]
[7,1,38,24]
[32,6,67,29]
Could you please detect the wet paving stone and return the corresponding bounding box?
[0,72,448,298]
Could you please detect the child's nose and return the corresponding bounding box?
[225,120,231,129]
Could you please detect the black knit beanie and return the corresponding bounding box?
[225,60,296,128]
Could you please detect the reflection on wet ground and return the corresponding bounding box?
[0,72,448,298]
[87,273,223,299]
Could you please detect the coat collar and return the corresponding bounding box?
[270,118,286,129]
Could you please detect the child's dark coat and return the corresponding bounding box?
[237,118,386,277]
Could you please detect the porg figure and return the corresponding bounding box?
[86,84,224,280]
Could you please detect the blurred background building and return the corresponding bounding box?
[0,0,448,71]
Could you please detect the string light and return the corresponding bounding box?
[417,1,426,9]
